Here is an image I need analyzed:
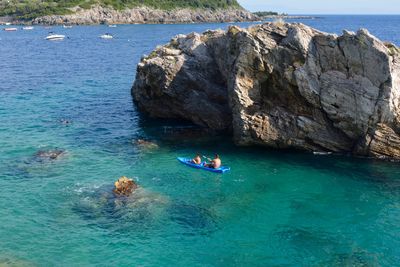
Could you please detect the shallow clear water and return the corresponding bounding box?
[0,16,400,266]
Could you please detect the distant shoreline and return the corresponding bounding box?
[260,15,323,20]
[0,6,259,26]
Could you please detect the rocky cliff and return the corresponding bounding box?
[32,6,257,25]
[132,22,400,159]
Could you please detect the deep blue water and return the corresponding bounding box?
[0,16,399,266]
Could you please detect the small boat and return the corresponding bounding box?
[177,157,230,174]
[45,34,65,41]
[108,25,117,28]
[63,25,73,28]
[99,33,113,39]
[5,22,11,26]
[4,28,17,31]
[22,26,34,30]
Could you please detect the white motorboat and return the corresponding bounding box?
[4,27,17,31]
[63,25,73,28]
[45,34,65,41]
[100,33,113,39]
[22,26,34,30]
[108,25,117,28]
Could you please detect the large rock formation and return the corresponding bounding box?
[132,22,400,159]
[31,6,258,25]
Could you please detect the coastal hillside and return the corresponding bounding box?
[132,22,400,160]
[0,0,256,24]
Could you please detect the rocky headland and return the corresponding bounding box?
[30,5,258,25]
[132,22,400,160]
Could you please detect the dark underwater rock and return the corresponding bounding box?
[34,149,65,161]
[133,139,159,150]
[73,184,169,231]
[73,184,218,235]
[168,203,218,234]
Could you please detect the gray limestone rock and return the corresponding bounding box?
[132,22,400,159]
[31,6,258,25]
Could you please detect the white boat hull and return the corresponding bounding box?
[45,34,66,41]
[100,35,113,39]
[4,28,17,31]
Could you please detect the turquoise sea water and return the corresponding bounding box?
[0,16,400,266]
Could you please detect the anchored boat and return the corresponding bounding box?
[100,33,113,39]
[45,34,65,41]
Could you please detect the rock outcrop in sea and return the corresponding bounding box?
[114,176,138,196]
[132,22,400,160]
[34,149,66,161]
[31,6,258,25]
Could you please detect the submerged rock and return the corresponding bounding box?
[113,176,138,196]
[0,256,34,267]
[132,22,400,160]
[168,203,218,233]
[72,180,172,231]
[74,184,169,231]
[34,149,65,161]
[322,249,380,266]
[73,181,217,234]
[133,139,159,150]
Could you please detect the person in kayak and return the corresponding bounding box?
[205,154,221,169]
[191,154,202,165]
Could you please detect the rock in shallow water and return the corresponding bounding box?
[132,22,400,160]
[34,149,65,161]
[73,184,168,229]
[73,184,217,234]
[133,139,159,150]
[113,176,138,196]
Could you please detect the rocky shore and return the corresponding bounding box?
[132,22,400,160]
[30,6,258,25]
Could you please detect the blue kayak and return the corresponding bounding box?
[177,157,230,174]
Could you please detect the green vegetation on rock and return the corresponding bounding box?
[0,0,242,20]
